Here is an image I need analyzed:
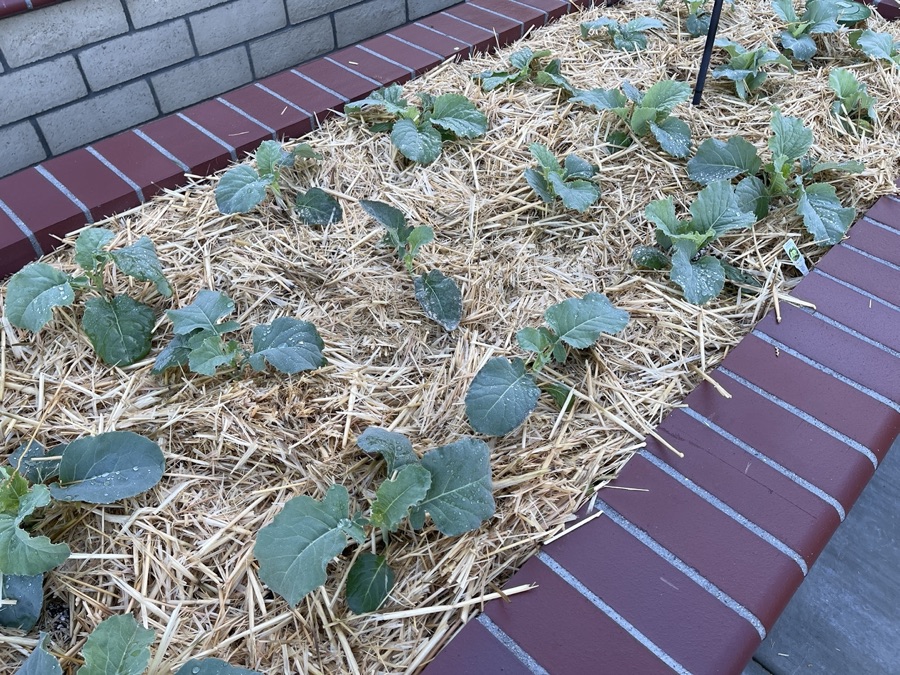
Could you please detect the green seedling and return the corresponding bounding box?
[345,84,488,165]
[712,39,791,100]
[850,29,900,67]
[152,290,326,376]
[464,293,629,436]
[580,16,665,51]
[473,47,575,93]
[5,228,170,366]
[771,0,849,62]
[829,67,877,134]
[360,200,462,331]
[524,143,600,212]
[687,108,863,245]
[632,181,760,305]
[254,428,494,612]
[572,79,693,158]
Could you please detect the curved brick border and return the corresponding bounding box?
[0,0,65,20]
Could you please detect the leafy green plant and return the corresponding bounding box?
[214,140,340,223]
[687,108,863,245]
[1,432,164,632]
[345,84,488,165]
[5,228,170,366]
[473,47,575,93]
[580,16,664,51]
[829,67,877,134]
[360,200,462,331]
[17,621,261,674]
[632,181,760,304]
[850,29,900,67]
[712,39,791,100]
[464,293,629,436]
[524,143,600,212]
[572,80,693,158]
[152,290,326,376]
[254,429,494,612]
[771,0,843,62]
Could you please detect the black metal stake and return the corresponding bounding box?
[692,0,727,106]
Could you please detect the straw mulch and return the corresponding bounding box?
[1,0,897,672]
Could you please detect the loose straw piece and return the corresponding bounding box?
[543,510,605,545]
[370,584,536,620]
[691,365,732,398]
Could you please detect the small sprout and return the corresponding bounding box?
[712,39,791,100]
[829,67,877,135]
[473,47,575,94]
[581,16,665,51]
[524,143,600,212]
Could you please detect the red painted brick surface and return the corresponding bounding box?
[40,150,139,220]
[91,131,185,199]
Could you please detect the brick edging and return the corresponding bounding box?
[0,0,65,21]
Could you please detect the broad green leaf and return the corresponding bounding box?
[8,441,60,484]
[722,262,763,288]
[414,270,463,331]
[621,80,644,104]
[811,160,864,174]
[430,94,488,139]
[188,335,241,375]
[797,183,855,245]
[406,226,434,262]
[524,168,554,203]
[254,140,284,177]
[529,143,561,172]
[650,117,692,158]
[356,427,418,475]
[465,357,540,436]
[474,71,519,91]
[769,110,813,161]
[370,464,431,532]
[690,180,756,235]
[629,106,659,137]
[110,236,172,297]
[360,199,407,234]
[74,228,114,272]
[0,485,70,575]
[544,292,629,348]
[805,0,842,33]
[0,466,31,514]
[686,11,711,37]
[345,84,410,116]
[78,614,154,675]
[852,30,899,64]
[50,431,164,504]
[391,119,442,165]
[641,80,691,112]
[570,87,628,111]
[735,175,771,220]
[541,381,574,411]
[645,198,681,236]
[409,438,495,536]
[563,154,596,180]
[215,165,270,214]
[0,573,42,630]
[625,17,665,33]
[167,290,239,336]
[15,633,62,675]
[687,136,761,184]
[291,143,321,161]
[780,32,817,61]
[510,47,546,71]
[533,64,574,93]
[516,326,557,353]
[294,188,342,225]
[346,553,394,614]
[5,264,75,332]
[828,67,858,100]
[580,17,618,39]
[81,295,155,366]
[547,174,600,212]
[670,246,725,305]
[151,333,192,374]
[632,246,671,270]
[613,29,650,52]
[772,0,799,23]
[253,484,352,606]
[248,317,325,374]
[175,659,261,675]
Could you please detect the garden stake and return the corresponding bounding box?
[692,0,727,105]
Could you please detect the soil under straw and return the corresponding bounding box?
[1,1,898,672]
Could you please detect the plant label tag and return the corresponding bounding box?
[783,239,809,275]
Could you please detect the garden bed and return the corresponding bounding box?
[1,0,898,672]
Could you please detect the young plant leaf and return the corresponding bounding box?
[632,246,671,270]
[780,32,817,62]
[254,140,285,177]
[0,485,70,575]
[414,270,463,331]
[50,431,165,504]
[541,381,574,411]
[687,136,762,184]
[345,84,410,116]
[78,614,154,675]
[516,326,558,354]
[405,226,435,264]
[0,573,43,630]
[524,168,554,203]
[175,659,262,675]
[390,119,443,165]
[346,553,395,614]
[547,174,600,212]
[248,317,326,374]
[563,154,596,180]
[359,199,407,233]
[544,292,630,348]
[670,246,725,304]
[74,228,114,272]
[465,357,541,436]
[369,464,431,532]
[641,80,691,112]
[110,236,172,297]
[5,263,75,332]
[15,633,62,675]
[769,109,813,161]
[689,180,757,235]
[188,335,241,375]
[850,29,900,65]
[215,165,271,214]
[530,143,561,172]
[570,87,628,111]
[294,188,343,226]
[735,175,771,220]
[81,295,155,366]
[429,94,488,139]
[151,333,192,374]
[409,438,495,537]
[8,441,61,484]
[254,484,353,606]
[796,183,855,245]
[0,466,30,514]
[650,117,692,158]
[167,290,240,336]
[356,427,419,475]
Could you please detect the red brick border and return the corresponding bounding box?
[0,0,64,21]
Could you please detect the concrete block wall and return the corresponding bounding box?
[0,0,461,178]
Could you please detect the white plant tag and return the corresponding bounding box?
[783,239,809,275]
